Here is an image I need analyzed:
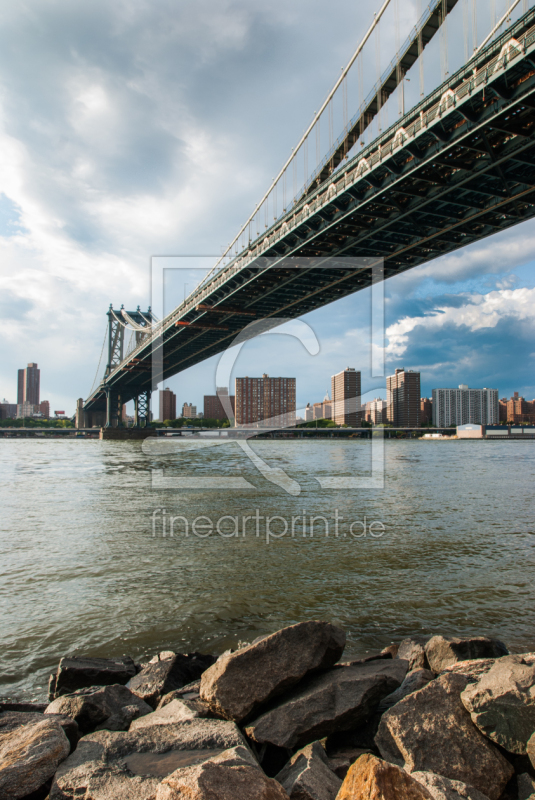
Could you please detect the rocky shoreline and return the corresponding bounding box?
[1,622,535,799]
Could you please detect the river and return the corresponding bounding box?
[1,437,534,701]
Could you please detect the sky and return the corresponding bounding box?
[1,0,535,415]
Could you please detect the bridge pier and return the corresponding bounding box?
[105,389,123,428]
[133,390,151,428]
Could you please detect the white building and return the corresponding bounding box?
[365,397,387,425]
[432,385,499,427]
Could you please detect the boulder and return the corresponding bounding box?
[378,669,435,712]
[49,718,248,800]
[325,746,371,781]
[517,773,535,800]
[274,741,341,800]
[443,653,535,683]
[460,654,535,754]
[200,621,346,723]
[128,652,215,709]
[156,745,290,799]
[424,637,508,674]
[48,655,137,700]
[245,658,407,750]
[528,730,535,768]
[0,718,70,800]
[130,698,202,729]
[0,709,79,751]
[397,637,431,672]
[412,772,491,799]
[45,683,152,734]
[336,753,434,799]
[157,680,216,717]
[375,673,513,800]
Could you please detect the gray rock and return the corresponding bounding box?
[200,621,346,723]
[424,636,508,674]
[130,698,202,729]
[156,744,290,799]
[375,672,513,800]
[46,683,152,734]
[275,741,341,800]
[398,636,432,671]
[460,654,535,754]
[0,717,70,800]
[50,717,248,800]
[378,668,435,712]
[412,771,491,799]
[157,681,216,717]
[518,773,535,800]
[48,655,137,700]
[245,658,407,750]
[128,652,215,709]
[442,653,535,683]
[0,709,79,751]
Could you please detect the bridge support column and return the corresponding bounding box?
[105,389,122,428]
[134,390,151,428]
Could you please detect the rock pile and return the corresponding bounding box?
[1,623,534,799]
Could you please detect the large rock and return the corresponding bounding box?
[528,730,535,768]
[200,621,346,723]
[443,653,535,683]
[460,654,535,754]
[375,673,513,800]
[412,772,491,799]
[156,744,290,799]
[128,652,215,709]
[378,669,435,712]
[245,658,407,750]
[517,773,535,800]
[424,636,508,674]
[46,683,152,734]
[48,655,137,700]
[0,709,79,751]
[50,717,248,800]
[130,698,202,729]
[275,741,341,800]
[0,718,70,800]
[336,753,434,799]
[397,637,431,672]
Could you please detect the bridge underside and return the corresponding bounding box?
[85,9,535,417]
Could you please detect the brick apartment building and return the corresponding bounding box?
[235,375,296,427]
[420,397,432,424]
[499,392,535,424]
[159,388,176,421]
[331,368,361,426]
[387,368,420,427]
[204,388,235,421]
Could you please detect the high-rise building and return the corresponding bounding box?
[432,385,499,426]
[204,388,235,420]
[39,401,50,418]
[501,392,535,424]
[304,403,313,422]
[17,363,40,405]
[159,388,176,421]
[0,400,17,419]
[235,374,296,427]
[365,397,387,425]
[420,397,432,425]
[386,368,420,427]
[331,368,361,426]
[182,402,197,418]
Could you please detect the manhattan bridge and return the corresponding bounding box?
[83,0,535,427]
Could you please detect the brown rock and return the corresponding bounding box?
[517,772,535,800]
[397,637,431,672]
[375,673,513,800]
[424,636,508,674]
[275,740,342,799]
[528,730,535,769]
[335,753,434,799]
[45,683,152,734]
[130,698,202,729]
[156,745,290,799]
[0,709,79,752]
[412,771,491,799]
[378,669,435,712]
[50,717,248,800]
[0,718,70,800]
[460,654,535,754]
[48,655,137,700]
[246,659,407,750]
[200,621,346,723]
[128,653,215,709]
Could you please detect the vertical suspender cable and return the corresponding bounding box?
[472,0,477,51]
[375,14,382,131]
[418,0,424,97]
[463,0,469,63]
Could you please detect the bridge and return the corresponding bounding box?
[83,2,535,427]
